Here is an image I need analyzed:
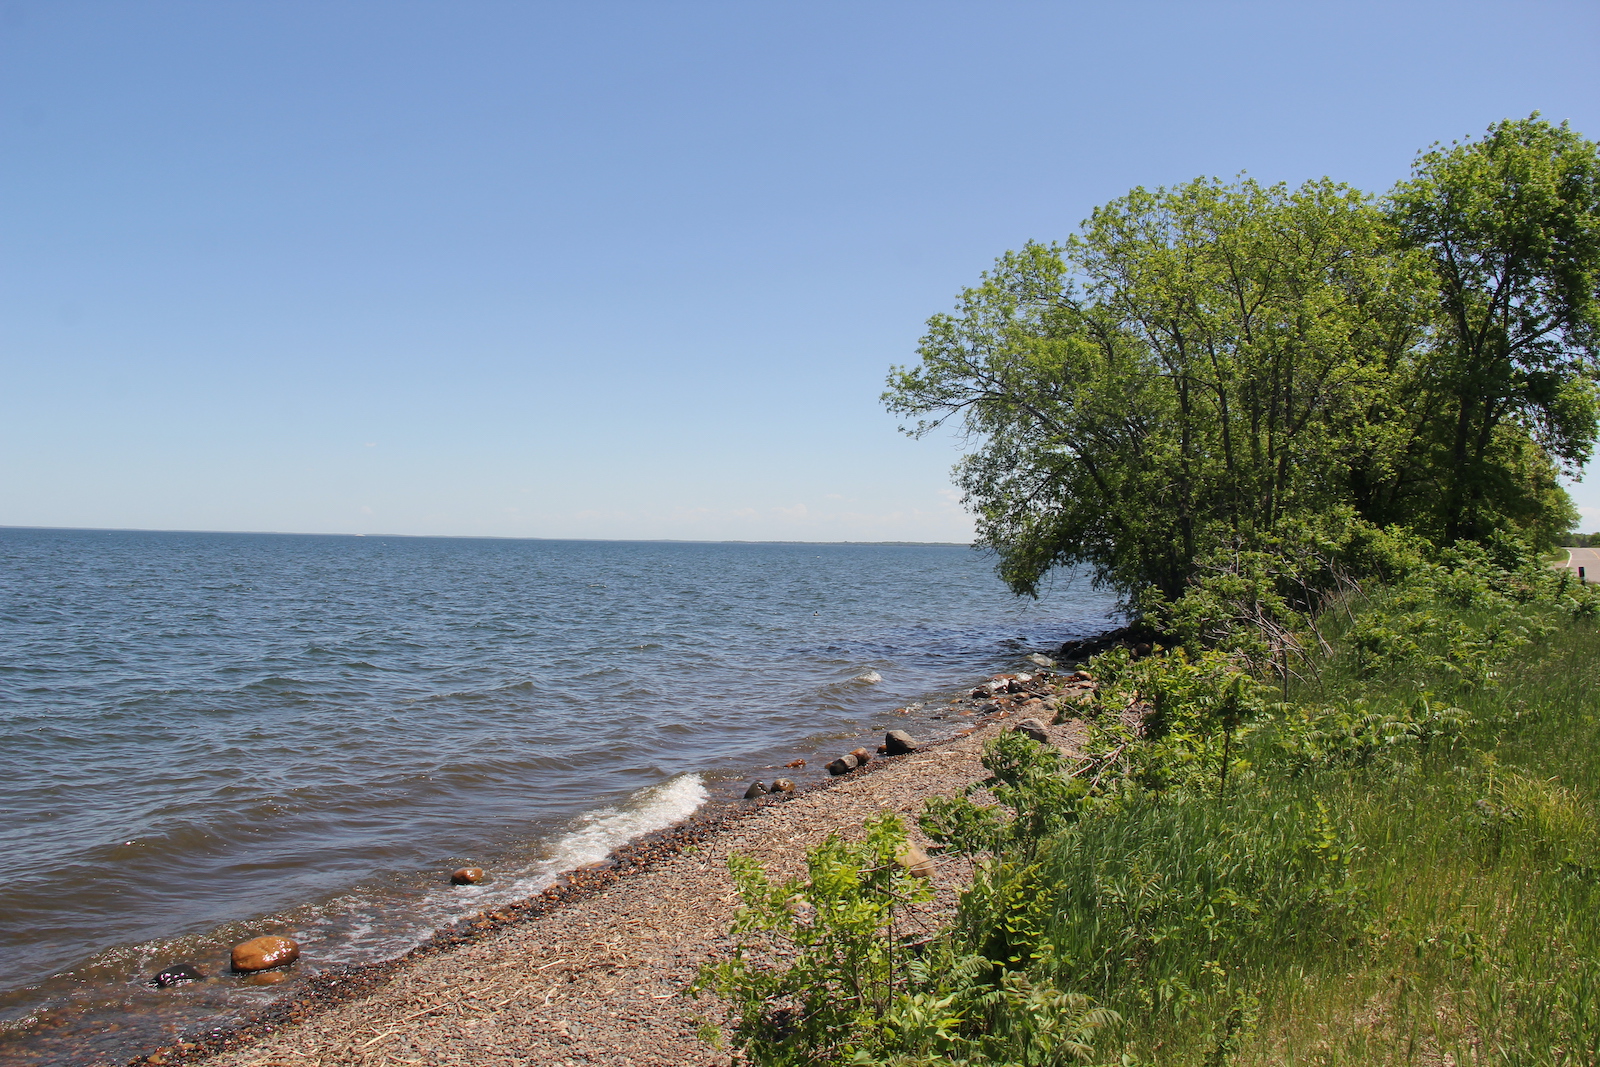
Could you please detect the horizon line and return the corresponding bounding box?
[0,524,975,549]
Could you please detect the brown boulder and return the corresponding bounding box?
[451,867,486,885]
[230,936,300,974]
[850,747,872,765]
[884,730,917,755]
[826,754,860,775]
[770,778,795,792]
[1012,718,1050,744]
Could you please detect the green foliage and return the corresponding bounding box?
[694,814,932,1065]
[705,530,1600,1063]
[885,118,1598,602]
[921,730,1094,859]
[697,812,1120,1066]
[1390,115,1600,545]
[885,176,1425,603]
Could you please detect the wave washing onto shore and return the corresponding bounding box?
[264,772,712,972]
[0,774,712,1067]
[0,528,1117,1065]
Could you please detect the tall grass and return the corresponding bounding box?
[707,542,1600,1065]
[998,582,1600,1062]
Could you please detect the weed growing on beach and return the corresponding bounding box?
[693,812,1118,1066]
[693,813,930,1065]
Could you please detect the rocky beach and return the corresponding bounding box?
[117,667,1096,1067]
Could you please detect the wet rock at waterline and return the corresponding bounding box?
[785,758,806,768]
[884,730,917,756]
[1012,718,1050,744]
[850,747,873,766]
[451,867,486,885]
[230,936,300,974]
[243,970,291,986]
[743,781,770,799]
[771,778,795,792]
[826,754,859,775]
[149,963,206,989]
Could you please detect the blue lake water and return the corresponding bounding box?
[0,527,1118,1064]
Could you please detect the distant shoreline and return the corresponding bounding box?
[0,525,972,548]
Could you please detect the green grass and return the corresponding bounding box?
[1021,610,1600,1063]
[1243,619,1600,1065]
[708,548,1600,1066]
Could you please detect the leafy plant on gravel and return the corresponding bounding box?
[695,810,1119,1067]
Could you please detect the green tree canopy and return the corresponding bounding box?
[886,117,1600,605]
[1386,115,1600,543]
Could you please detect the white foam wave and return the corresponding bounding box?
[538,772,708,878]
[287,774,709,968]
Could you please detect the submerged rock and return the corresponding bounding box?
[1029,653,1056,668]
[1012,718,1050,744]
[770,778,795,792]
[884,730,917,756]
[743,781,769,799]
[785,758,806,768]
[150,963,206,989]
[451,867,486,885]
[826,754,859,775]
[243,970,290,986]
[231,936,300,974]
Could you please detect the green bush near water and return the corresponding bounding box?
[701,535,1600,1064]
[708,114,1600,1064]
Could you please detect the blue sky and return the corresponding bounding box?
[3,1,1598,542]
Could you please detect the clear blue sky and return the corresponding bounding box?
[4,1,1598,542]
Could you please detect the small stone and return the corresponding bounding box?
[451,867,486,885]
[850,747,872,766]
[884,730,917,755]
[826,754,859,775]
[743,781,769,799]
[896,844,936,879]
[1133,642,1152,658]
[770,778,795,792]
[150,963,206,988]
[230,936,300,974]
[1029,653,1056,668]
[785,758,806,768]
[1012,717,1050,743]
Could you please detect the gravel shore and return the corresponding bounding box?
[144,703,1082,1067]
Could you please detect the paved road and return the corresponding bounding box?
[1555,546,1600,572]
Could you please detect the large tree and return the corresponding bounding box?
[1385,115,1600,543]
[886,119,1600,605]
[886,177,1425,603]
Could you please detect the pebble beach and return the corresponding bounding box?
[128,681,1091,1067]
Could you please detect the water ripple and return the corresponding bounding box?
[0,528,1117,1064]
